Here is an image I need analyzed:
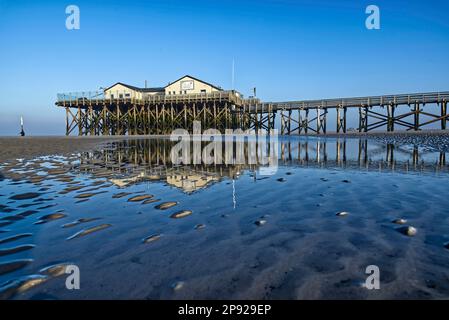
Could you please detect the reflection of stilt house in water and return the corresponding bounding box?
[79,139,249,193]
[109,170,223,193]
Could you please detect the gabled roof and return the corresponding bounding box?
[165,75,223,91]
[103,82,164,93]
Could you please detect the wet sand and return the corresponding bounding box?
[1,130,449,163]
[0,136,169,163]
[1,133,449,300]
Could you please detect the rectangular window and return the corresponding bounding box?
[125,93,131,98]
[119,94,124,99]
[201,89,206,93]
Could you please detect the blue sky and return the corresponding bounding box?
[0,0,448,135]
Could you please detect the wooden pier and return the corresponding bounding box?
[56,90,449,135]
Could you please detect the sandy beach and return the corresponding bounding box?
[0,136,171,163]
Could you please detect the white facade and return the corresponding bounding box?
[165,76,222,95]
[104,83,143,100]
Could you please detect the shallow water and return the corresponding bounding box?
[1,136,449,299]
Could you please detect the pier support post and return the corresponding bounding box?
[414,102,420,131]
[387,104,395,132]
[65,107,69,136]
[336,107,341,133]
[442,101,447,130]
[316,108,321,134]
[305,109,308,134]
[358,108,368,132]
[288,110,292,135]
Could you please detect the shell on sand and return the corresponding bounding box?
[396,226,417,237]
[0,275,48,300]
[128,194,154,202]
[172,281,185,291]
[170,210,192,219]
[142,234,161,244]
[155,202,178,210]
[392,218,407,225]
[67,224,112,240]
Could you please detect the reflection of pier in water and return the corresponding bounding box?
[75,138,449,193]
[280,138,448,173]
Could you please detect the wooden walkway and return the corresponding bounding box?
[56,89,449,135]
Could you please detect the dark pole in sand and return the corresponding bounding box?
[20,116,25,136]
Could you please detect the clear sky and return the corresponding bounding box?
[0,0,448,135]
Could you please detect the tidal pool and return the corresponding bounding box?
[1,136,449,299]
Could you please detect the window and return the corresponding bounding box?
[180,91,182,94]
[201,89,206,94]
[119,94,123,99]
[184,91,187,94]
[125,93,131,98]
[111,94,114,99]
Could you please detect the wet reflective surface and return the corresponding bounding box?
[1,136,449,299]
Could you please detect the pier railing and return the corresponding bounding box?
[265,91,449,111]
[56,90,255,107]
